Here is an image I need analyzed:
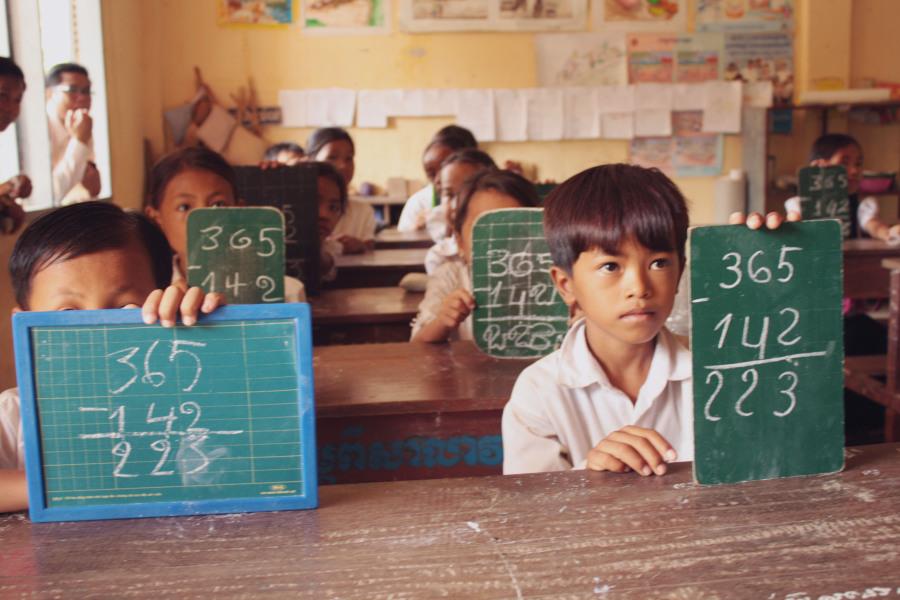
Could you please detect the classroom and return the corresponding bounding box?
[1,0,900,596]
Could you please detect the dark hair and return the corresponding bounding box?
[810,134,861,162]
[426,125,478,155]
[145,146,237,210]
[543,164,689,273]
[308,161,348,213]
[46,62,89,87]
[0,57,24,83]
[453,170,540,234]
[264,142,304,161]
[305,128,354,158]
[10,202,173,309]
[441,148,496,171]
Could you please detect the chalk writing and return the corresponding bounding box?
[798,165,851,239]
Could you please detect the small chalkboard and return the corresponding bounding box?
[186,207,285,304]
[12,304,317,522]
[235,165,320,295]
[471,208,568,358]
[798,165,851,238]
[690,220,844,486]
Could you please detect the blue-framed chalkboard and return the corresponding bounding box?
[12,305,317,522]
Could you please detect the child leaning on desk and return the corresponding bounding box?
[502,164,796,476]
[0,202,225,513]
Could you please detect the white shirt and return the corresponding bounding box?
[424,203,450,243]
[172,256,307,302]
[425,237,459,275]
[502,319,694,475]
[397,184,436,232]
[785,195,879,234]
[47,104,95,203]
[0,388,24,471]
[411,258,473,341]
[330,201,377,254]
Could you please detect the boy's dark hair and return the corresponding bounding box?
[145,146,237,210]
[264,142,304,161]
[543,164,689,273]
[426,125,478,155]
[305,128,354,158]
[441,148,496,171]
[809,133,861,162]
[453,170,540,234]
[46,62,89,87]
[10,202,173,309]
[308,161,349,213]
[0,57,24,83]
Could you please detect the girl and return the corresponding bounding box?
[411,170,540,343]
[306,127,375,255]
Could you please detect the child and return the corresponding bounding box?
[397,125,477,236]
[308,160,349,282]
[411,170,540,342]
[264,142,304,165]
[1,201,224,512]
[425,148,497,275]
[0,57,31,234]
[305,127,375,255]
[502,164,791,476]
[144,146,306,301]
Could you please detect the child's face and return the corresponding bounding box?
[48,71,92,122]
[457,189,523,264]
[553,237,680,352]
[313,140,354,184]
[423,143,453,187]
[814,144,863,194]
[440,162,481,223]
[317,176,343,240]
[23,240,157,311]
[0,75,24,132]
[146,168,237,262]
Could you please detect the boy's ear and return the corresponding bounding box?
[550,265,577,308]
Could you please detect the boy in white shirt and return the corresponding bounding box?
[1,202,224,512]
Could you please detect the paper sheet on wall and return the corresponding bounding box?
[724,32,793,105]
[596,85,634,114]
[602,112,634,139]
[356,90,396,128]
[696,0,794,32]
[634,109,672,137]
[279,90,309,127]
[742,80,773,108]
[457,89,496,142]
[634,83,673,110]
[563,87,600,139]
[702,81,742,133]
[672,83,704,110]
[535,32,627,87]
[494,89,527,142]
[630,110,722,177]
[306,88,357,127]
[594,0,687,32]
[525,88,564,141]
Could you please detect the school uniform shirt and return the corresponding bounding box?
[424,237,459,275]
[502,318,693,475]
[171,257,307,302]
[411,257,473,341]
[47,104,95,204]
[329,201,377,255]
[397,184,436,232]
[424,203,450,243]
[785,195,879,238]
[0,388,24,471]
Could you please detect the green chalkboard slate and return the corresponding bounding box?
[690,220,844,485]
[235,165,320,295]
[186,207,285,304]
[798,165,851,238]
[12,304,317,522]
[471,208,568,358]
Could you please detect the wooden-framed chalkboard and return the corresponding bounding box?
[690,220,844,485]
[470,208,568,358]
[12,304,317,522]
[798,165,851,238]
[187,207,285,304]
[235,165,320,295]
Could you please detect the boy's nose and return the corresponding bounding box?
[625,270,651,298]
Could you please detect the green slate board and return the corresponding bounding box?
[798,165,851,238]
[236,165,320,295]
[186,207,285,304]
[690,220,844,485]
[12,304,317,522]
[471,208,568,358]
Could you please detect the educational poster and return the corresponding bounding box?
[218,0,293,25]
[676,33,723,82]
[535,32,627,87]
[496,0,588,31]
[400,0,586,31]
[696,0,793,32]
[628,34,723,84]
[629,137,673,172]
[629,110,722,177]
[302,0,387,33]
[723,32,793,105]
[593,0,686,32]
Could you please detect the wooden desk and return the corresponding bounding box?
[374,227,433,250]
[330,248,427,288]
[3,443,899,598]
[350,194,406,226]
[843,239,900,299]
[310,287,422,345]
[314,341,533,484]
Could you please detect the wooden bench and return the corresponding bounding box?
[310,287,422,344]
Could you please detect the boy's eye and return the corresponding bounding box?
[209,200,227,208]
[598,262,619,273]
[175,203,191,213]
[329,201,342,214]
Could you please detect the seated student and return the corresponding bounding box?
[412,170,540,342]
[264,142,304,165]
[397,125,477,236]
[307,161,348,282]
[305,127,375,255]
[502,164,793,476]
[0,201,224,512]
[144,146,306,301]
[0,57,32,235]
[425,149,497,275]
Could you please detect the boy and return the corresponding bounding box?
[0,57,31,234]
[502,164,790,476]
[0,202,224,512]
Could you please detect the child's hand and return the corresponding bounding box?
[258,160,284,170]
[415,210,428,230]
[5,174,31,199]
[338,235,368,254]
[586,426,676,476]
[140,285,225,327]
[0,195,25,234]
[437,289,475,330]
[729,211,801,230]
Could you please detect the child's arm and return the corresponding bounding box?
[0,469,27,513]
[336,235,373,254]
[859,199,900,241]
[411,288,475,343]
[139,285,225,327]
[586,426,676,476]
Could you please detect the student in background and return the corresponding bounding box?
[412,170,539,343]
[397,125,477,236]
[502,164,794,476]
[425,149,497,275]
[307,160,348,282]
[1,202,224,512]
[145,147,306,301]
[0,57,31,234]
[264,142,304,165]
[305,127,375,255]
[45,63,100,203]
